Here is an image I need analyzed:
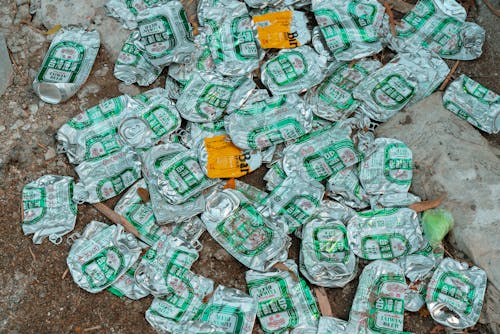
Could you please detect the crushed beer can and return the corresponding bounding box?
[443,74,499,134]
[299,201,357,287]
[388,0,485,60]
[258,173,324,232]
[164,75,184,100]
[426,258,487,329]
[282,123,362,181]
[359,137,413,195]
[261,46,327,95]
[73,147,142,203]
[21,175,77,245]
[188,119,227,147]
[326,166,369,210]
[233,179,268,204]
[33,27,100,104]
[198,134,263,178]
[141,143,217,205]
[405,278,428,312]
[114,179,165,246]
[353,49,449,122]
[246,259,320,333]
[114,31,163,86]
[252,9,311,49]
[201,188,290,271]
[67,221,142,293]
[306,59,382,121]
[376,192,421,208]
[105,0,173,29]
[347,207,425,260]
[347,260,407,333]
[225,92,313,150]
[136,1,195,66]
[107,261,150,300]
[176,71,255,122]
[399,242,444,283]
[190,285,258,334]
[311,26,335,62]
[318,317,348,333]
[311,0,385,61]
[202,0,263,76]
[263,160,287,191]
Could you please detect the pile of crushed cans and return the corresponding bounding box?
[22,0,499,333]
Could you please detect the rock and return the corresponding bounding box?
[213,248,231,262]
[118,82,140,96]
[44,147,56,160]
[14,4,30,24]
[376,92,500,332]
[35,0,129,60]
[0,33,13,96]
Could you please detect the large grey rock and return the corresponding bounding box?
[35,0,128,60]
[0,33,13,96]
[377,92,500,332]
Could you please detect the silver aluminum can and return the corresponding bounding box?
[282,123,362,181]
[201,188,290,271]
[398,241,444,283]
[225,92,313,150]
[311,26,335,62]
[405,279,428,312]
[245,259,320,333]
[347,207,425,260]
[305,59,382,121]
[299,203,357,288]
[376,192,421,208]
[261,46,327,95]
[425,258,487,329]
[347,260,407,333]
[359,138,413,195]
[136,1,195,66]
[443,74,499,134]
[258,173,324,232]
[234,179,268,204]
[73,147,142,203]
[353,49,449,122]
[188,119,227,148]
[203,1,263,76]
[114,179,166,246]
[21,175,77,245]
[326,166,369,210]
[114,31,163,86]
[244,0,310,9]
[164,75,183,100]
[33,27,100,104]
[67,221,142,293]
[176,71,256,122]
[263,159,287,191]
[388,0,485,60]
[311,0,385,61]
[105,0,174,29]
[56,95,130,164]
[107,261,150,300]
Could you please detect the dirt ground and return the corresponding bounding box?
[0,0,498,333]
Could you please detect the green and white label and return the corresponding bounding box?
[265,51,307,87]
[367,274,406,333]
[371,74,415,110]
[37,41,85,83]
[139,15,176,59]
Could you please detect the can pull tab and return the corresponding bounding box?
[66,232,81,245]
[49,234,63,245]
[191,239,203,252]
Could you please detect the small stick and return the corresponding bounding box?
[83,325,102,332]
[7,49,29,83]
[314,287,333,317]
[273,262,299,282]
[28,246,37,262]
[409,194,446,212]
[483,0,500,17]
[439,60,460,91]
[385,0,415,13]
[384,2,397,36]
[37,143,48,150]
[137,187,150,203]
[62,268,69,280]
[93,203,140,238]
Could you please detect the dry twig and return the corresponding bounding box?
[62,268,69,280]
[483,0,500,17]
[439,61,460,91]
[93,203,140,238]
[83,325,102,332]
[273,262,299,282]
[28,246,37,262]
[384,2,397,36]
[137,187,150,203]
[314,287,333,317]
[409,194,446,212]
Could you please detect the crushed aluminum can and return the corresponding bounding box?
[260,46,327,95]
[190,285,258,334]
[107,261,150,300]
[252,9,311,49]
[311,26,335,62]
[305,59,382,121]
[246,259,320,333]
[136,1,195,66]
[117,94,182,149]
[405,278,428,312]
[114,31,163,86]
[141,143,217,205]
[311,0,385,61]
[33,27,100,104]
[244,0,310,9]
[73,147,142,203]
[376,192,421,208]
[258,173,324,232]
[225,92,313,150]
[263,160,287,191]
[326,166,369,210]
[114,179,166,246]
[347,207,425,260]
[443,74,500,134]
[359,137,413,195]
[399,242,444,283]
[21,175,77,245]
[282,123,362,182]
[164,75,184,100]
[202,1,263,76]
[197,134,263,178]
[67,221,142,293]
[176,71,256,122]
[299,201,357,288]
[353,49,449,122]
[389,0,485,60]
[105,0,173,29]
[318,317,348,333]
[233,179,268,204]
[56,95,130,164]
[426,258,487,329]
[168,45,215,87]
[347,260,407,333]
[188,119,227,147]
[201,188,290,271]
